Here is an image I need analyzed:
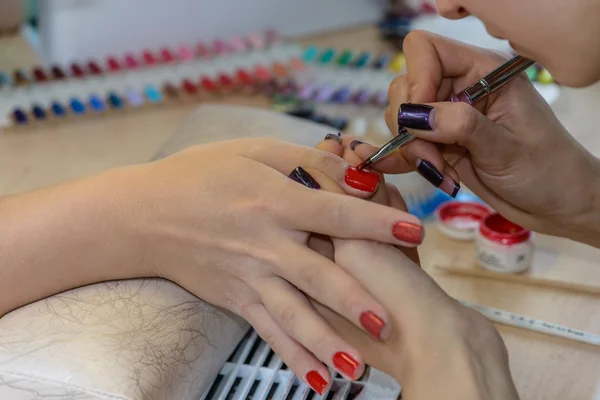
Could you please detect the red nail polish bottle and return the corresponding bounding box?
[160,47,175,63]
[32,67,48,83]
[107,57,120,72]
[124,54,139,69]
[51,65,66,80]
[142,50,156,65]
[70,63,85,78]
[196,43,211,58]
[88,61,102,75]
[236,68,254,86]
[200,76,218,93]
[182,79,197,95]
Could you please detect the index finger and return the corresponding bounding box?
[403,30,509,104]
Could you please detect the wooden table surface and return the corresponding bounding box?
[2,26,600,399]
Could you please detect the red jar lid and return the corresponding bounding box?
[479,213,531,245]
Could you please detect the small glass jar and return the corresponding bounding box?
[435,201,492,241]
[476,213,533,274]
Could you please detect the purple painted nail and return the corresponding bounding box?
[288,167,321,190]
[325,132,343,144]
[398,103,435,130]
[350,140,366,150]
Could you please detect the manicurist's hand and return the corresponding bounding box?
[355,30,600,246]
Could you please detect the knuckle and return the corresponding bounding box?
[322,200,346,232]
[310,150,345,174]
[454,103,480,142]
[402,30,425,50]
[299,264,323,293]
[278,305,299,334]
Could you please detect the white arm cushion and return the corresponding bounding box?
[0,105,337,400]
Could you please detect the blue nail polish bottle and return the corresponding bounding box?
[69,98,86,114]
[12,108,28,124]
[0,71,11,87]
[373,53,392,70]
[89,94,106,112]
[51,101,66,117]
[331,86,353,103]
[144,85,163,103]
[320,48,336,64]
[107,92,124,109]
[354,52,371,69]
[303,46,319,62]
[31,104,47,120]
[328,117,348,131]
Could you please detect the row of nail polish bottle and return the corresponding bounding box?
[0,31,281,90]
[302,46,406,73]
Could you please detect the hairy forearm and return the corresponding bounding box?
[0,167,149,317]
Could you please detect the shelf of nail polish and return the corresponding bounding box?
[0,31,282,91]
[0,43,305,127]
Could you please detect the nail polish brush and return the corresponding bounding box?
[357,55,535,170]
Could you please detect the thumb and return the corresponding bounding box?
[397,102,505,162]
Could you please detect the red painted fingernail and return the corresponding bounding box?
[333,352,359,380]
[107,56,120,72]
[344,167,380,192]
[392,221,424,244]
[360,311,387,341]
[306,370,327,395]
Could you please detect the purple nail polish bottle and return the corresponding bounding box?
[314,85,335,102]
[297,82,315,100]
[352,88,371,105]
[372,90,389,106]
[331,86,352,103]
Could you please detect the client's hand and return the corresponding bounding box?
[294,135,520,399]
[126,137,424,393]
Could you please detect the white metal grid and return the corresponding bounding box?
[201,329,401,400]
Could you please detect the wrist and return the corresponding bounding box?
[394,304,519,400]
[549,154,600,247]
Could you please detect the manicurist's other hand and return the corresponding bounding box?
[354,31,600,246]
